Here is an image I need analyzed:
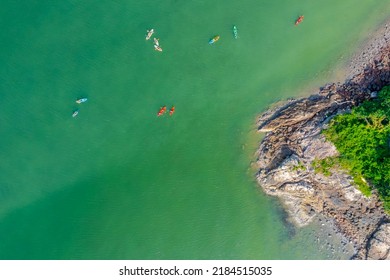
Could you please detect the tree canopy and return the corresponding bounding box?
[323,86,390,210]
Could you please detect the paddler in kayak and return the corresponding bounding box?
[169,106,175,116]
[146,29,154,40]
[209,35,220,44]
[154,38,159,46]
[295,15,304,26]
[76,98,87,104]
[233,25,238,39]
[157,106,167,116]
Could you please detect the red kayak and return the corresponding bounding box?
[157,106,167,116]
[295,15,304,26]
[169,106,175,116]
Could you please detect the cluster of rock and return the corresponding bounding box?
[255,23,389,259]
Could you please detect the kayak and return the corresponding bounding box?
[169,106,175,116]
[76,98,88,104]
[72,110,79,118]
[295,15,304,26]
[154,38,159,46]
[154,44,163,52]
[146,29,154,40]
[157,106,167,116]
[233,25,238,39]
[209,35,220,44]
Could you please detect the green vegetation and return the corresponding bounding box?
[311,157,339,177]
[322,86,390,210]
[292,161,306,172]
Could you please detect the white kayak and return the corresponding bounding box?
[76,98,88,104]
[146,29,154,40]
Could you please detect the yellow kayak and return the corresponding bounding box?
[209,35,220,44]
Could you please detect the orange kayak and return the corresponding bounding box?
[157,106,167,116]
[169,106,175,116]
[295,15,304,26]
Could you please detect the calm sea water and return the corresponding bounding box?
[0,0,388,259]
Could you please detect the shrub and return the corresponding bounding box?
[322,86,390,210]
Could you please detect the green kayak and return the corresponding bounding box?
[233,25,238,39]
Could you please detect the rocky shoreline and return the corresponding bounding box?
[255,21,390,259]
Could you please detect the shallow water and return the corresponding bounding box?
[0,0,388,259]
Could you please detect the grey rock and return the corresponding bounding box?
[255,30,390,259]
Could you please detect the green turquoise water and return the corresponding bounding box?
[0,0,388,259]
